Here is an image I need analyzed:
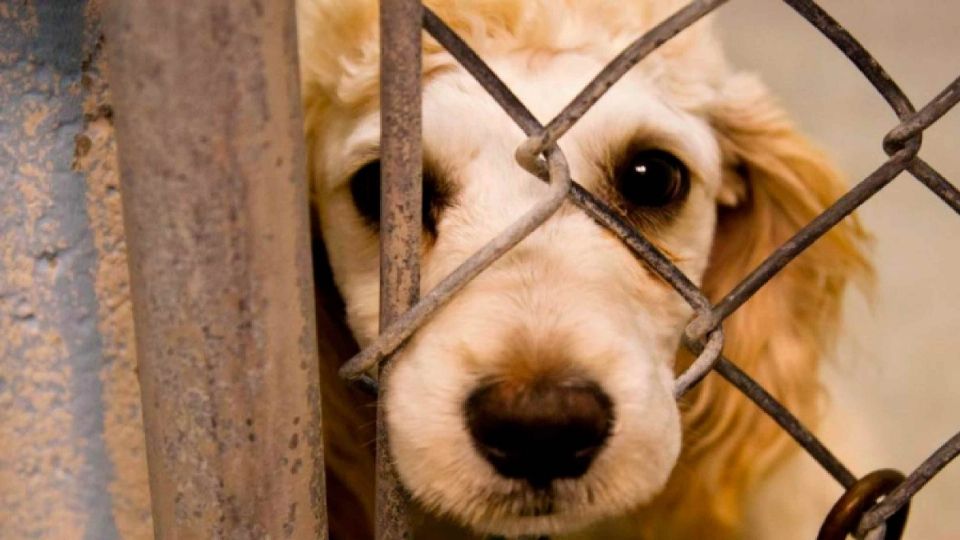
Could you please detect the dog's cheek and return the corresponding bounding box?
[383,346,488,510]
[598,360,682,503]
[331,279,376,345]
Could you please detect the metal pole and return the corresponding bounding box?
[102,0,327,538]
[377,0,423,538]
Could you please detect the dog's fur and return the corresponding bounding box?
[298,1,869,538]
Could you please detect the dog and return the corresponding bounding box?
[298,1,869,537]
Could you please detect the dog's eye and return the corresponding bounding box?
[348,160,451,235]
[615,150,689,208]
[348,161,382,226]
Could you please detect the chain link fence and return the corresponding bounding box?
[338,0,960,538]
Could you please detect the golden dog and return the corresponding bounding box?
[298,1,868,537]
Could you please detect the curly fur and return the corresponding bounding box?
[298,1,869,538]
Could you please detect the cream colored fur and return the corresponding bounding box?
[298,1,869,538]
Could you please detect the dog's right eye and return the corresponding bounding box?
[348,160,452,236]
[614,150,690,209]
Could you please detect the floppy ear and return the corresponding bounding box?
[641,75,871,538]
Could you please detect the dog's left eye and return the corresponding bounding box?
[614,150,690,208]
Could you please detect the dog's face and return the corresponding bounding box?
[303,3,867,536]
[312,47,731,535]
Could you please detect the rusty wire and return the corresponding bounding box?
[818,470,910,540]
[356,0,960,537]
[857,431,960,535]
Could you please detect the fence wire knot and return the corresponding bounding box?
[817,469,910,540]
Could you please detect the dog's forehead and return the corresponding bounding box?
[322,48,719,192]
[422,51,718,169]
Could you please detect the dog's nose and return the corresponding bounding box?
[464,377,614,488]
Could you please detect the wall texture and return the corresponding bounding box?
[0,1,151,538]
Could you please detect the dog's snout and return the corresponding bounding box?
[465,377,614,488]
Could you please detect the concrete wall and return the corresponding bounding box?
[0,1,151,538]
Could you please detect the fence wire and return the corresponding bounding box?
[340,0,960,538]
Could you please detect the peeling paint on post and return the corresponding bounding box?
[103,0,327,538]
[76,4,155,537]
[0,1,151,538]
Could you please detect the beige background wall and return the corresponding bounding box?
[717,1,959,538]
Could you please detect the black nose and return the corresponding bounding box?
[464,377,614,489]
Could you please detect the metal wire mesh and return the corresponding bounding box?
[344,0,960,537]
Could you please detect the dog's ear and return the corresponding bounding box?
[644,74,871,537]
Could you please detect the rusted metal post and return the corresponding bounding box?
[377,0,423,537]
[102,1,327,538]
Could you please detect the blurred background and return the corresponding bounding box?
[718,1,959,538]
